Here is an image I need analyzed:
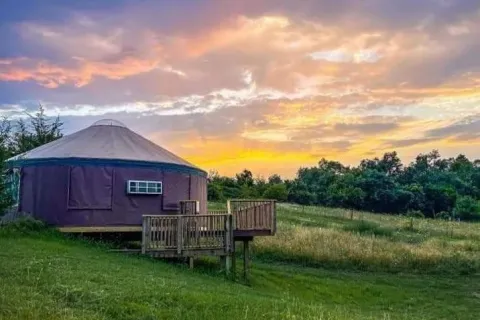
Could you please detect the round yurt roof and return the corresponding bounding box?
[7,119,205,175]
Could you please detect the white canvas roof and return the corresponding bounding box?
[8,119,201,170]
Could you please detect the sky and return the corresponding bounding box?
[1,0,480,178]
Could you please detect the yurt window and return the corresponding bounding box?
[127,180,162,195]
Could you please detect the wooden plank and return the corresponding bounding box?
[58,226,142,233]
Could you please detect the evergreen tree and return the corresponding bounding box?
[12,104,63,155]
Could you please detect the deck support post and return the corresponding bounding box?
[243,240,250,284]
[189,257,194,269]
[231,241,236,280]
[225,254,232,277]
[220,255,226,268]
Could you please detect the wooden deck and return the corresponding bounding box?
[59,199,276,281]
[142,199,276,280]
[141,200,276,255]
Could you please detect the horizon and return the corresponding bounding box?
[1,0,480,178]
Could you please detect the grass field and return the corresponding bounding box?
[1,204,479,320]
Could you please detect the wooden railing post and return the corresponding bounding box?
[141,216,147,254]
[177,216,183,254]
[272,200,277,235]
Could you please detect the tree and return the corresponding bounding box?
[268,174,282,185]
[453,196,480,221]
[207,182,224,201]
[326,172,365,209]
[0,166,14,216]
[0,119,13,215]
[205,148,480,220]
[236,169,254,187]
[254,176,268,198]
[423,184,457,218]
[263,184,288,202]
[288,182,315,211]
[11,105,63,155]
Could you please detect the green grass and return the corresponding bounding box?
[1,206,479,320]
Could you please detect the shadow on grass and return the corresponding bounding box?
[342,220,394,237]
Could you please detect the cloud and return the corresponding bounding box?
[2,0,480,176]
[426,115,480,140]
[0,56,165,88]
[382,138,438,148]
[333,122,398,135]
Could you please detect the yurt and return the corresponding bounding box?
[5,119,207,230]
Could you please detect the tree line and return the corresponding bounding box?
[208,151,480,221]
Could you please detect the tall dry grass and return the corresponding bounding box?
[252,204,480,274]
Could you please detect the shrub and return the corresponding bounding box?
[1,216,46,232]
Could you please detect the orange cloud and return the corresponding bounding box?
[0,55,164,88]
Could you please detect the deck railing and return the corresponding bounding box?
[142,214,233,256]
[179,200,199,215]
[228,200,276,235]
[207,210,229,215]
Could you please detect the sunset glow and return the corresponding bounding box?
[1,0,480,177]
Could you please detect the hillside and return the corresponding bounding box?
[1,204,479,320]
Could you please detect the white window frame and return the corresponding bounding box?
[127,180,162,195]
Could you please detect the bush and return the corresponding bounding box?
[453,196,480,221]
[406,210,425,218]
[435,211,452,220]
[343,220,393,237]
[263,184,288,202]
[1,216,46,233]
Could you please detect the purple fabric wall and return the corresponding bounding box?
[162,171,190,211]
[19,165,207,227]
[190,174,207,214]
[68,166,114,209]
